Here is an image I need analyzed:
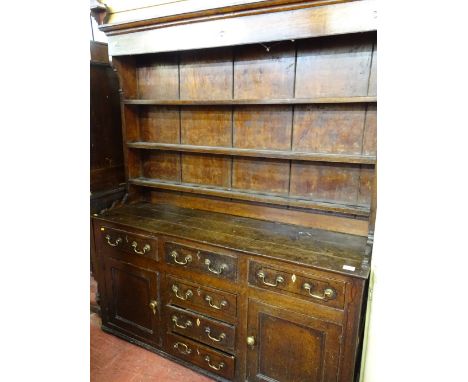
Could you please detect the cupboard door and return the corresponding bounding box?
[246,300,341,382]
[104,257,160,345]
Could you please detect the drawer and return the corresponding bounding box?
[166,276,237,320]
[164,241,237,281]
[248,261,346,309]
[166,305,236,353]
[167,333,235,380]
[99,226,158,261]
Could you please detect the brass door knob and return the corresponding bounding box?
[246,336,255,346]
[149,300,158,315]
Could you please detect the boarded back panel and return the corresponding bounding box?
[181,106,232,146]
[290,162,361,205]
[233,157,290,194]
[182,153,231,187]
[180,48,233,100]
[142,151,180,181]
[234,106,293,150]
[139,106,180,143]
[292,105,367,155]
[234,42,295,99]
[137,53,179,99]
[295,35,373,98]
[362,105,377,156]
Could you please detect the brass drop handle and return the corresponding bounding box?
[171,250,192,265]
[172,284,193,301]
[149,300,158,315]
[257,271,284,287]
[204,258,228,275]
[105,234,122,247]
[173,342,192,355]
[172,315,193,329]
[205,295,228,310]
[132,241,151,255]
[302,283,337,300]
[204,355,224,371]
[205,327,226,342]
[246,336,255,346]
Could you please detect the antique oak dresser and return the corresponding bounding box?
[91,1,377,381]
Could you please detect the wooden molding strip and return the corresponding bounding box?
[129,177,371,216]
[123,96,377,105]
[107,0,377,55]
[127,142,376,164]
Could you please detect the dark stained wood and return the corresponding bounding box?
[102,256,160,345]
[94,202,370,277]
[94,2,376,381]
[246,299,341,382]
[141,151,180,181]
[166,304,236,353]
[150,190,370,235]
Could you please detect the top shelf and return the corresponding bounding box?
[123,96,377,106]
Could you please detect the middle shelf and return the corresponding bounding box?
[127,142,376,165]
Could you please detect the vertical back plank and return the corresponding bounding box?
[136,53,179,99]
[234,42,295,99]
[142,151,181,181]
[233,106,293,150]
[139,106,180,143]
[295,35,373,98]
[180,47,233,100]
[182,153,231,187]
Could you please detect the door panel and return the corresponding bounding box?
[104,257,160,345]
[247,299,342,382]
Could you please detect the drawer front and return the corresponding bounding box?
[164,242,237,281]
[167,333,235,380]
[167,305,236,353]
[166,276,237,320]
[248,261,345,309]
[99,226,158,261]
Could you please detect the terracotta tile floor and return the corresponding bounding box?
[90,278,214,382]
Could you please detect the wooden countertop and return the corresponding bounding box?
[93,202,371,279]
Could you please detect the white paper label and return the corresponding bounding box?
[342,265,356,272]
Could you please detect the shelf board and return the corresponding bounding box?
[123,96,377,106]
[127,142,376,165]
[129,178,371,217]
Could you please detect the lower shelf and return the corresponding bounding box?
[129,177,370,217]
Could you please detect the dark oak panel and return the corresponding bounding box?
[246,299,341,382]
[142,151,180,181]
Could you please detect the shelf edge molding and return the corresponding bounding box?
[129,178,371,217]
[123,96,377,106]
[127,142,376,165]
